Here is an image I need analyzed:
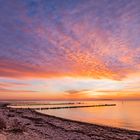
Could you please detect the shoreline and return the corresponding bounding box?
[35,109,140,132]
[0,105,140,140]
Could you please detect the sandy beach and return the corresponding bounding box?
[0,104,140,140]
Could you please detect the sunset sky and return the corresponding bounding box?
[0,0,140,100]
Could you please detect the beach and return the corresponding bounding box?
[0,104,140,140]
[0,0,140,139]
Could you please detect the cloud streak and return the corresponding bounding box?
[0,0,140,80]
[0,0,140,100]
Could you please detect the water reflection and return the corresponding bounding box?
[10,100,140,131]
[37,101,140,131]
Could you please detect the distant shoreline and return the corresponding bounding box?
[0,103,140,140]
[0,99,140,102]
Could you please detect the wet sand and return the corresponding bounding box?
[0,105,140,140]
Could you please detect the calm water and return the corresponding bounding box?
[10,100,140,131]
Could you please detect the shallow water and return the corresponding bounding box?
[10,100,140,131]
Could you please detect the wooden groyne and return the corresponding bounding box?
[33,104,116,110]
[11,102,82,106]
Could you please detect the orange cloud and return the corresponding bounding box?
[64,89,91,99]
[0,12,140,81]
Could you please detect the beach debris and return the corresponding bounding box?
[7,119,25,134]
[0,118,6,130]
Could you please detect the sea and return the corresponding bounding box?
[9,100,140,131]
